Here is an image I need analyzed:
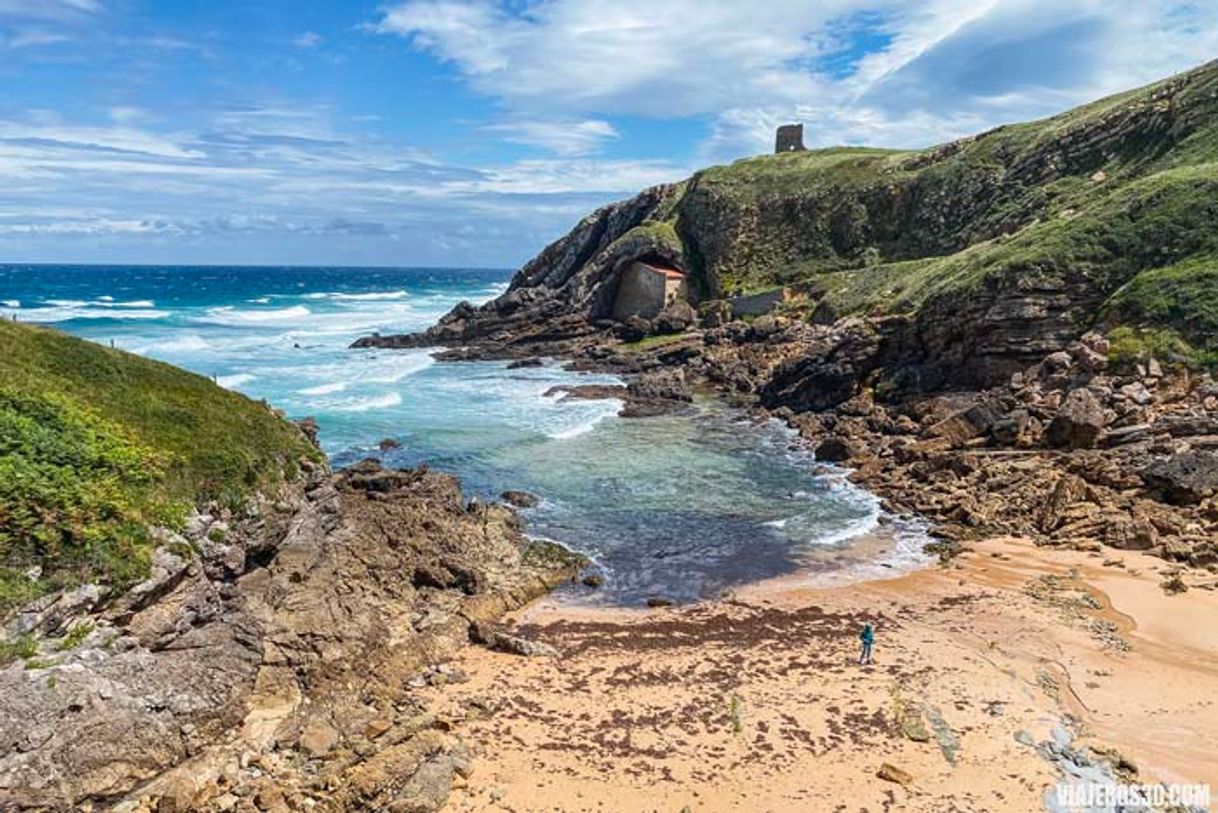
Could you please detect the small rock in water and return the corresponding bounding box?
[581,572,604,588]
[646,596,674,608]
[500,490,540,508]
[378,438,402,451]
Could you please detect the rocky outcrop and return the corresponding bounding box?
[0,460,583,812]
[352,185,684,359]
[1142,451,1218,506]
[353,61,1218,391]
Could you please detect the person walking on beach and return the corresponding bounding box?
[858,622,875,665]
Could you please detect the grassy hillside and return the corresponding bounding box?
[0,320,319,612]
[638,59,1218,362]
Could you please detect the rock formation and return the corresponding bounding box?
[0,457,583,812]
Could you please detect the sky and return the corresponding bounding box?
[0,1,1215,268]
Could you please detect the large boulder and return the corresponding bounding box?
[1045,388,1105,449]
[759,321,880,413]
[1142,451,1218,505]
[925,401,1006,446]
[651,300,697,335]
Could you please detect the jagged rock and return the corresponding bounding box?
[617,315,652,342]
[926,401,1005,446]
[300,720,341,757]
[1037,474,1091,534]
[814,436,857,463]
[876,763,914,785]
[759,321,880,412]
[652,300,697,334]
[627,368,692,403]
[296,416,321,449]
[698,300,732,328]
[0,463,583,811]
[500,490,541,508]
[1046,388,1105,449]
[1142,451,1218,505]
[1104,518,1158,551]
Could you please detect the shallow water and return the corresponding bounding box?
[0,264,928,604]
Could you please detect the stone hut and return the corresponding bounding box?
[611,259,690,321]
[775,124,805,153]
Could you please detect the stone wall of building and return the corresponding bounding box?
[611,262,690,320]
[612,262,671,320]
[775,124,805,153]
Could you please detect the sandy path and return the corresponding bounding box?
[419,538,1218,812]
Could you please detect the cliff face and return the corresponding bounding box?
[362,59,1218,388]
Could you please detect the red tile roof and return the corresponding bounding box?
[639,259,685,278]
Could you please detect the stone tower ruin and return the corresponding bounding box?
[775,124,805,153]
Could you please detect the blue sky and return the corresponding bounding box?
[0,1,1215,268]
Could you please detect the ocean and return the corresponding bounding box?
[0,264,927,603]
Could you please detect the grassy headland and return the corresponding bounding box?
[0,320,319,612]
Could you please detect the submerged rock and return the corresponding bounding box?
[500,490,541,508]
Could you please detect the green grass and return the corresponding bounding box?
[609,59,1218,331]
[0,633,38,664]
[56,622,95,650]
[1103,253,1218,350]
[620,334,691,353]
[1105,326,1218,369]
[0,320,319,614]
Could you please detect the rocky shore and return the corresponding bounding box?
[0,449,585,812]
[353,307,1218,585]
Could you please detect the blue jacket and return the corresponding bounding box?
[860,625,874,644]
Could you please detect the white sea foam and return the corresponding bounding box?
[807,508,882,547]
[133,334,212,354]
[249,297,271,304]
[304,290,410,302]
[201,305,311,325]
[362,352,435,383]
[332,392,402,412]
[546,399,623,439]
[216,373,256,390]
[90,298,156,308]
[298,381,347,396]
[1,300,18,308]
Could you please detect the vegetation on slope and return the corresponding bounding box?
[0,320,319,613]
[627,59,1218,359]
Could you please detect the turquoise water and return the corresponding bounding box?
[0,265,927,603]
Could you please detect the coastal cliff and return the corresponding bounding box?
[357,58,1218,389]
[355,60,1218,572]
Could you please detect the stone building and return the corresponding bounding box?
[612,259,690,321]
[775,124,805,153]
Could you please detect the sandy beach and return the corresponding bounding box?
[417,538,1218,812]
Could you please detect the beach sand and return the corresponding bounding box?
[417,538,1218,812]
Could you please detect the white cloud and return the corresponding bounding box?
[294,31,323,48]
[482,118,619,156]
[376,0,1218,158]
[2,29,70,48]
[0,0,101,20]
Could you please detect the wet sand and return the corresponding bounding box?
[419,537,1218,812]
